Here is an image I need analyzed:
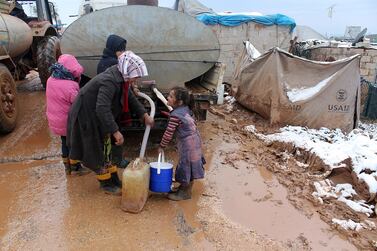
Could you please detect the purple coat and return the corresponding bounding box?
[171,106,205,184]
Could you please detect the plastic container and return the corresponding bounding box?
[121,158,150,213]
[149,152,173,193]
[121,91,155,213]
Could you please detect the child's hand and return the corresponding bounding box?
[113,131,124,146]
[158,147,164,154]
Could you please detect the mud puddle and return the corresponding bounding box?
[200,111,357,250]
[0,91,60,162]
[212,152,355,250]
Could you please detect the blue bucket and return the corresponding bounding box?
[149,154,173,193]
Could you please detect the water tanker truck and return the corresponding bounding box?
[0,0,61,133]
[61,3,225,130]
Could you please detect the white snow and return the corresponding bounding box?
[312,180,359,203]
[332,219,363,231]
[245,124,377,218]
[244,125,256,133]
[338,197,374,216]
[286,72,337,102]
[224,96,236,103]
[334,184,357,198]
[224,96,236,112]
[254,125,377,196]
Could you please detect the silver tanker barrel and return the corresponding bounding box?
[60,5,220,92]
[0,14,33,58]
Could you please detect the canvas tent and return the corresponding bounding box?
[233,47,361,132]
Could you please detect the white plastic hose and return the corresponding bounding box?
[152,88,173,111]
[137,92,156,159]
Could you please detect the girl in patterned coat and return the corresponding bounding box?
[158,87,205,201]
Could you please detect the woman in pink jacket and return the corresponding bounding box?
[46,54,88,175]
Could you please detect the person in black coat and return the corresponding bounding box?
[67,51,153,195]
[97,34,130,172]
[97,34,127,74]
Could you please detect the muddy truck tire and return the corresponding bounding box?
[0,64,18,133]
[37,36,61,88]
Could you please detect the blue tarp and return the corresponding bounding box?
[196,13,296,32]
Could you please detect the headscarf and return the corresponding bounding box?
[117,51,148,117]
[117,51,148,80]
[49,63,75,80]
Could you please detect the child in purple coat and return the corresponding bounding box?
[158,87,205,201]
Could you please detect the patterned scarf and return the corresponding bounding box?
[49,63,75,80]
[117,51,148,80]
[118,51,148,114]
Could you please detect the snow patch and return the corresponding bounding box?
[246,125,377,199]
[332,219,363,231]
[337,197,374,216]
[286,72,337,102]
[332,218,376,231]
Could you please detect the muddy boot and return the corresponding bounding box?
[106,165,122,188]
[70,160,91,176]
[96,171,121,196]
[63,157,72,175]
[167,182,193,201]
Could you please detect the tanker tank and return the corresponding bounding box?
[0,14,33,58]
[60,5,220,91]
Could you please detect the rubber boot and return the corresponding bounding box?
[63,157,71,175]
[167,182,193,201]
[106,165,122,188]
[70,159,91,176]
[96,171,121,196]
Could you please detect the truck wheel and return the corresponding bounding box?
[37,36,61,88]
[14,64,29,81]
[0,64,18,133]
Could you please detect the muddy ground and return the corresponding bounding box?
[0,79,375,250]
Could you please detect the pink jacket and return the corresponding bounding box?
[46,54,84,136]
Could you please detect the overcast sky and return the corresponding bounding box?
[56,0,377,37]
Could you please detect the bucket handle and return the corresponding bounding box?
[157,151,165,175]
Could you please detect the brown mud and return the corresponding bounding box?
[0,91,372,250]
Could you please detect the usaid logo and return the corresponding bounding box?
[336,89,347,102]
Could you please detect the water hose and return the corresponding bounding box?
[141,80,173,111]
[137,92,155,159]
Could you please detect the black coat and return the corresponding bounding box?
[97,35,127,74]
[67,65,146,170]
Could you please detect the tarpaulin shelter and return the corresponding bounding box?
[174,0,296,31]
[232,47,361,132]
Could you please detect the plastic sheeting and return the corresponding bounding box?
[233,47,361,132]
[363,81,377,119]
[174,0,214,16]
[196,13,296,31]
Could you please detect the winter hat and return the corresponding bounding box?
[106,34,127,53]
[57,54,84,79]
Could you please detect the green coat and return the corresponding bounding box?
[67,65,146,170]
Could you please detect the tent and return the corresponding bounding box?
[232,47,361,132]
